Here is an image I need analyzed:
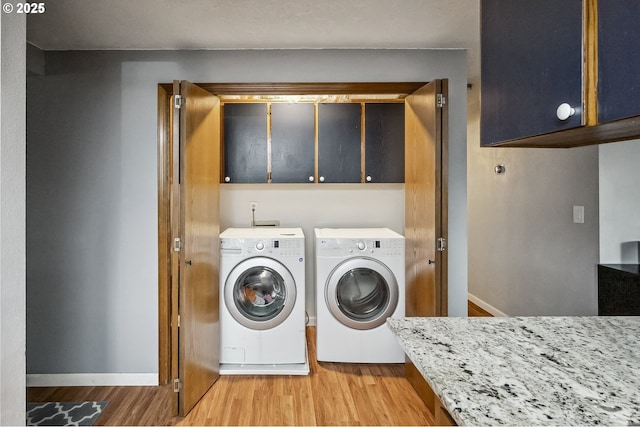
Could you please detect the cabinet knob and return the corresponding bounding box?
[366,175,372,182]
[224,176,231,183]
[308,176,314,182]
[556,103,576,121]
[319,176,325,183]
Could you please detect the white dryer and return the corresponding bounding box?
[315,228,405,363]
[219,227,308,374]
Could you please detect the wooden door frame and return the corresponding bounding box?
[157,85,172,384]
[438,79,449,317]
[156,81,435,385]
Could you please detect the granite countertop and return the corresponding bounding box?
[387,316,640,426]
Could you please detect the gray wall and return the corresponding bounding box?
[467,90,600,316]
[27,49,468,376]
[599,139,640,264]
[1,12,27,425]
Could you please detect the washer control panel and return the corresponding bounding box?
[221,237,304,258]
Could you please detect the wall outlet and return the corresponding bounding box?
[250,201,258,213]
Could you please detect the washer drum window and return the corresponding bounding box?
[325,257,399,330]
[224,257,296,330]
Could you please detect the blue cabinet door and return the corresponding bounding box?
[223,103,268,183]
[481,0,584,146]
[318,103,361,183]
[598,0,640,123]
[271,103,315,183]
[365,103,404,183]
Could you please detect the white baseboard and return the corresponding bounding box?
[26,373,159,387]
[468,293,508,317]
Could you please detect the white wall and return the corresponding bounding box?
[220,184,405,321]
[467,87,600,316]
[599,139,640,264]
[0,11,27,426]
[27,49,467,379]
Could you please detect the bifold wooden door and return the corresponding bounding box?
[404,79,448,318]
[171,80,221,416]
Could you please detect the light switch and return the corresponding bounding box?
[573,206,584,224]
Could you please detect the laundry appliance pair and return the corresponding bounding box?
[218,226,406,375]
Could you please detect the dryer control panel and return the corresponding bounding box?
[316,238,404,257]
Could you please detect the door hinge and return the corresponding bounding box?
[173,237,182,252]
[174,95,184,109]
[437,237,447,252]
[177,315,180,328]
[436,93,446,108]
[173,378,182,393]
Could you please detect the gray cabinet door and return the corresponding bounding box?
[318,103,361,183]
[271,103,315,183]
[365,103,404,183]
[223,103,267,183]
[598,0,640,123]
[481,0,584,146]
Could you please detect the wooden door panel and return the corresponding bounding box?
[404,80,445,318]
[176,81,221,416]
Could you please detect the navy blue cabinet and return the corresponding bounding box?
[318,103,362,183]
[223,103,268,183]
[270,103,315,183]
[481,0,640,148]
[481,0,584,146]
[224,102,404,183]
[598,0,640,123]
[365,103,405,183]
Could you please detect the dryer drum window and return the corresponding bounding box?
[325,257,399,330]
[233,266,287,322]
[336,268,390,321]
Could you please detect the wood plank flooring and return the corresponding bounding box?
[468,300,493,317]
[28,303,493,425]
[27,327,434,426]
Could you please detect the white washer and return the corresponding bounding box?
[315,228,405,363]
[220,227,308,374]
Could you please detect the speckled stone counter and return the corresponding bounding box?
[387,317,640,426]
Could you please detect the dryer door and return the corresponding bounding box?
[224,257,297,331]
[325,257,399,330]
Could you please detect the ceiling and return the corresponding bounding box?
[27,0,480,85]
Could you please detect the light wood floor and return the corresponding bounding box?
[28,327,434,426]
[468,300,493,317]
[28,305,493,425]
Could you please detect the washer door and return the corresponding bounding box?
[325,257,399,330]
[224,257,297,331]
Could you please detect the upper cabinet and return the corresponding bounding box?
[270,103,315,183]
[317,103,362,183]
[481,0,584,146]
[365,103,405,183]
[223,103,268,183]
[597,0,640,123]
[223,101,404,184]
[481,0,640,148]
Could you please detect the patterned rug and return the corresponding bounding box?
[26,401,108,426]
